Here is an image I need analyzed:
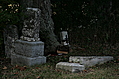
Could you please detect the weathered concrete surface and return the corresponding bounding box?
[15,40,44,57]
[56,62,85,73]
[69,56,114,68]
[11,53,46,66]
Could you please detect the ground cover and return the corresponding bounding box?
[0,44,119,79]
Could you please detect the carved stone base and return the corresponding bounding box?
[11,40,46,66]
[15,40,44,57]
[11,53,46,66]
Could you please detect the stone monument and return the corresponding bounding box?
[4,25,18,58]
[56,56,113,73]
[11,8,46,66]
[20,8,40,42]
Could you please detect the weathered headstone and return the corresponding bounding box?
[56,62,85,73]
[11,8,46,66]
[4,25,18,58]
[57,29,70,55]
[60,30,69,46]
[69,56,114,68]
[56,56,113,73]
[20,8,40,42]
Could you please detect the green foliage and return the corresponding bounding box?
[51,0,119,45]
[1,56,119,79]
[0,0,22,52]
[0,0,21,28]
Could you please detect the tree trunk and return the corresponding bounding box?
[39,0,60,54]
[19,0,60,55]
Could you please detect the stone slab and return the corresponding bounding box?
[15,40,44,57]
[56,62,85,73]
[11,53,46,66]
[69,56,113,68]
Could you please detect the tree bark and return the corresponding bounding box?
[39,0,60,54]
[19,0,60,55]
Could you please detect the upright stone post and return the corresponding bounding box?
[11,8,46,66]
[4,25,18,58]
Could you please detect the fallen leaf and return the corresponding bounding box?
[47,65,50,67]
[83,70,88,72]
[12,65,27,71]
[36,76,41,79]
[15,65,19,68]
[19,66,27,71]
[2,66,7,70]
[115,69,119,71]
[36,67,39,69]
[14,72,19,75]
[12,65,19,70]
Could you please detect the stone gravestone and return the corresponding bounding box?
[20,8,40,42]
[11,8,46,66]
[57,29,70,55]
[56,56,113,73]
[69,56,114,68]
[56,62,85,73]
[4,25,18,58]
[60,30,69,46]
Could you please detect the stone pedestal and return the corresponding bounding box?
[11,53,46,66]
[15,40,44,57]
[11,40,46,66]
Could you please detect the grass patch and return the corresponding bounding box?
[1,43,119,79]
[1,56,119,79]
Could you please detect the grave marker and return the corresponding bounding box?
[11,8,46,66]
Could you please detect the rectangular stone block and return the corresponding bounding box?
[15,40,44,57]
[56,62,85,73]
[69,56,113,68]
[11,53,46,66]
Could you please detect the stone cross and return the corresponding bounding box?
[20,8,41,41]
